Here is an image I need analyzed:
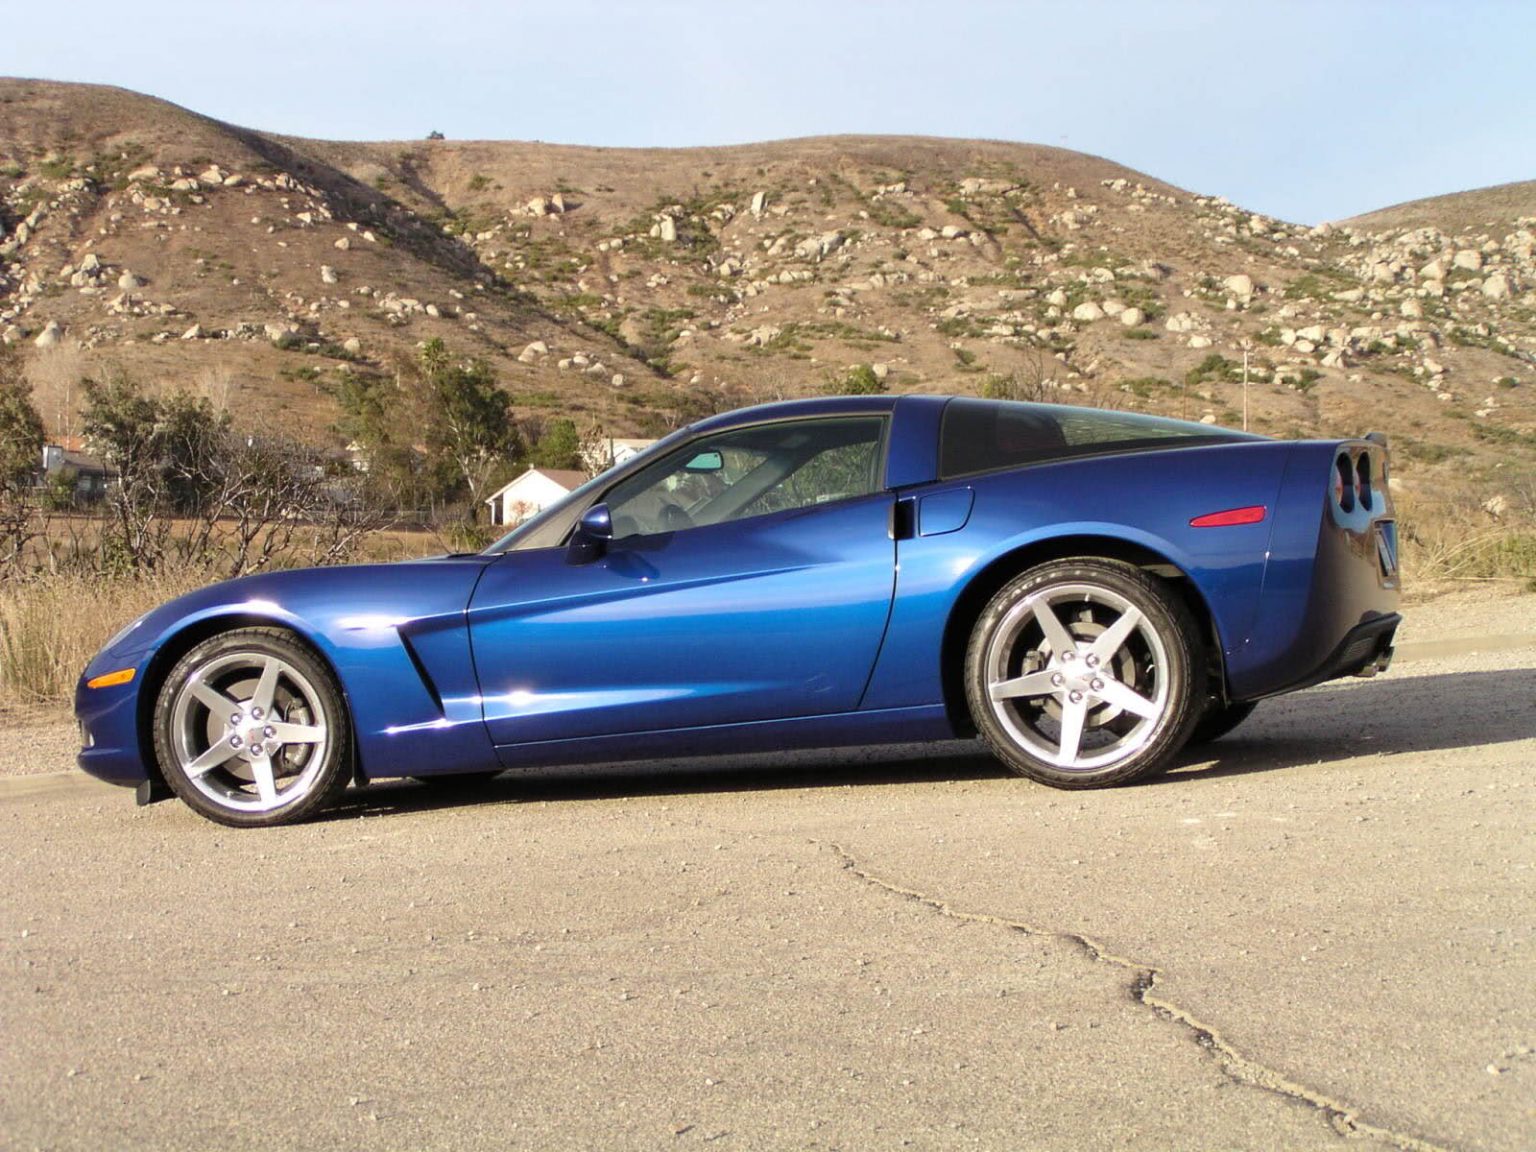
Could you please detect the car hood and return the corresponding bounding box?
[93,554,496,668]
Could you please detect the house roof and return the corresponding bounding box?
[484,467,588,504]
[43,445,110,474]
[534,468,588,489]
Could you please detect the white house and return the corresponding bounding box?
[484,467,587,527]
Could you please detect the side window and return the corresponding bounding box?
[602,417,884,538]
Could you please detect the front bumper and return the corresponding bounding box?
[75,664,150,787]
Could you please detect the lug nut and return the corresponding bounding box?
[1086,655,1099,668]
[230,713,242,726]
[1062,651,1075,662]
[1069,690,1084,704]
[249,743,263,757]
[1050,673,1065,687]
[250,707,263,720]
[1091,678,1105,691]
[264,726,276,738]
[230,735,242,748]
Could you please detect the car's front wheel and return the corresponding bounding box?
[966,559,1204,788]
[153,628,352,827]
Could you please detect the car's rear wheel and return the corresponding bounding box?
[966,559,1204,788]
[153,628,351,827]
[1187,700,1258,746]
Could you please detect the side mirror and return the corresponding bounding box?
[578,503,613,540]
[567,503,612,564]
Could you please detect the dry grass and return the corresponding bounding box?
[0,568,214,705]
[1394,489,1536,589]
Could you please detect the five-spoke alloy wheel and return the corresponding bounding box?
[966,559,1204,788]
[153,628,351,827]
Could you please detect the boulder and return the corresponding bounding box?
[517,340,549,364]
[342,337,363,356]
[1223,273,1254,298]
[34,320,62,348]
[750,191,768,217]
[1071,302,1104,322]
[320,265,339,285]
[1119,307,1145,327]
[1483,273,1511,299]
[181,324,202,340]
[118,270,143,292]
[1453,249,1483,272]
[658,217,678,243]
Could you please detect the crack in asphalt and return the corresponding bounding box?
[825,842,1453,1152]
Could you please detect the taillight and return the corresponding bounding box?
[1334,455,1356,512]
[1355,453,1374,511]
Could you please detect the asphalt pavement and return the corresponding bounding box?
[2,638,1533,1151]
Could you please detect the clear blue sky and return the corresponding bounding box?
[4,0,1532,225]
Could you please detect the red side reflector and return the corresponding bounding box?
[1190,505,1267,528]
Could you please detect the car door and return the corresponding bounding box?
[468,414,897,749]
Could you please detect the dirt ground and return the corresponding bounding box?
[2,585,1533,1150]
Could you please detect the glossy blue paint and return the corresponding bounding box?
[470,494,896,755]
[76,394,1400,808]
[918,488,974,537]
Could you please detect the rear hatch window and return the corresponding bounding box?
[939,398,1262,480]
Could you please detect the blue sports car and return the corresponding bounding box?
[76,395,1401,827]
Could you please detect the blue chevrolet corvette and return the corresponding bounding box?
[77,395,1400,826]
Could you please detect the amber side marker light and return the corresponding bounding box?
[1190,506,1267,528]
[87,668,136,689]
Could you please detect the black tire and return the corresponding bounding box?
[152,627,352,827]
[965,559,1205,789]
[1186,700,1258,746]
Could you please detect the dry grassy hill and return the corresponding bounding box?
[3,79,1534,544]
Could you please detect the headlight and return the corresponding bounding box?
[103,615,147,652]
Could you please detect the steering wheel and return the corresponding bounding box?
[659,503,694,531]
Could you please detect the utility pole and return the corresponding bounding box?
[1240,339,1252,432]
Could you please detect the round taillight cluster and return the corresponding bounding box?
[1334,450,1379,513]
[1334,454,1356,512]
[1355,453,1374,510]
